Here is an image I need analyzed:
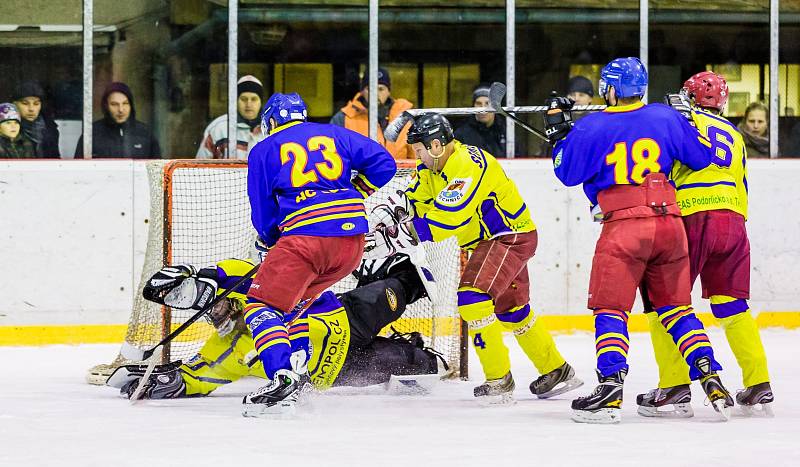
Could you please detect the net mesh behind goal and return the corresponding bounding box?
[88,160,465,383]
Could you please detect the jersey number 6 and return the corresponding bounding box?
[280,136,344,188]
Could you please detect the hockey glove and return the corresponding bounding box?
[665,92,695,125]
[143,264,218,311]
[143,264,195,304]
[254,236,271,262]
[364,221,420,260]
[368,190,415,232]
[543,94,575,145]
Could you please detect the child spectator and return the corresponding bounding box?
[0,103,37,158]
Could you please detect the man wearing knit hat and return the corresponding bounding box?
[12,81,60,158]
[74,82,161,158]
[566,76,594,106]
[197,75,264,159]
[454,83,507,158]
[330,67,414,159]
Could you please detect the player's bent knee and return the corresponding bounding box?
[710,296,749,319]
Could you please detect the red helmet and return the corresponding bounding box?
[682,71,729,111]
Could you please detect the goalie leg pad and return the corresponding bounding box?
[334,335,441,388]
[340,277,408,346]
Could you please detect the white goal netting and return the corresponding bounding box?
[87,159,465,384]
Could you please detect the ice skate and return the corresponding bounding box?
[736,382,774,418]
[636,384,693,418]
[571,369,626,424]
[474,372,515,405]
[529,362,584,399]
[242,369,303,418]
[694,356,734,421]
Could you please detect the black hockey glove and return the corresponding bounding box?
[664,93,695,125]
[543,94,575,145]
[143,264,195,304]
[142,264,218,311]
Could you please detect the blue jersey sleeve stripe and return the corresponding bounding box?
[676,181,737,190]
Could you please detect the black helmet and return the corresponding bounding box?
[407,113,454,149]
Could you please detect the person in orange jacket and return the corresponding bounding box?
[331,67,414,159]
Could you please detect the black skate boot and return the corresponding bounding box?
[530,362,584,399]
[474,372,515,405]
[736,382,774,417]
[242,369,303,418]
[694,356,734,421]
[636,384,693,418]
[571,369,626,424]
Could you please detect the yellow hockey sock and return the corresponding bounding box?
[712,296,770,387]
[646,311,690,388]
[459,289,511,380]
[499,306,565,375]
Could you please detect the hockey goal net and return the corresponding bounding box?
[87,159,467,384]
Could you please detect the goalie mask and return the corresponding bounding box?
[407,113,454,173]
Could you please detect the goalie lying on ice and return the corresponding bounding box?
[107,254,445,399]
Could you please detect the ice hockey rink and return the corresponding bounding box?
[3,329,797,467]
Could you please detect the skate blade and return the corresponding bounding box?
[242,401,296,419]
[571,408,621,424]
[535,377,584,399]
[637,403,694,418]
[737,402,775,418]
[476,392,516,407]
[710,399,731,422]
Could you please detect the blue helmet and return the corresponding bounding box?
[599,57,648,99]
[260,92,307,134]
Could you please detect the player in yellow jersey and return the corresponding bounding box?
[637,71,773,417]
[366,113,582,404]
[106,255,446,399]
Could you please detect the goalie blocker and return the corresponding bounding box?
[108,254,447,398]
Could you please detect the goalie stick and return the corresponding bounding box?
[123,261,261,402]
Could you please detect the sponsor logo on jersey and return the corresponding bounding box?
[341,222,356,231]
[386,288,398,312]
[436,177,472,205]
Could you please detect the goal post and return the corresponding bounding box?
[87,159,468,384]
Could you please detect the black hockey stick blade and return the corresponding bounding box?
[385,111,415,143]
[489,82,550,143]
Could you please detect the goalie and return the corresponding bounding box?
[107,254,445,399]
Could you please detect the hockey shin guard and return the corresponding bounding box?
[656,305,721,380]
[458,289,511,380]
[288,316,311,374]
[593,309,630,377]
[244,300,292,380]
[711,296,770,387]
[498,304,565,375]
[646,311,691,388]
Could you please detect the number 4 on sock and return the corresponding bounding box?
[473,333,487,349]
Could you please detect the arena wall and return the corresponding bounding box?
[1,159,798,344]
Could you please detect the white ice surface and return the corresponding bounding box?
[2,330,798,467]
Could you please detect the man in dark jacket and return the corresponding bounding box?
[12,81,60,158]
[74,82,161,158]
[454,84,506,158]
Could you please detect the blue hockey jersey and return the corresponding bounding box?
[552,102,714,206]
[248,121,396,247]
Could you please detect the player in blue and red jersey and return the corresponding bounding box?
[544,57,733,423]
[243,92,396,417]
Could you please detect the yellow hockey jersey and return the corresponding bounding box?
[671,109,748,218]
[406,141,535,250]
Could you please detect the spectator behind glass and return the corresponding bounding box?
[0,103,37,158]
[567,76,595,123]
[197,75,264,159]
[454,83,506,157]
[12,81,60,158]
[74,82,161,158]
[738,101,769,157]
[330,67,414,159]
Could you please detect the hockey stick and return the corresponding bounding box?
[488,82,550,143]
[124,262,261,402]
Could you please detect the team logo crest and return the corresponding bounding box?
[436,177,472,205]
[554,149,564,168]
[386,288,398,312]
[341,222,356,231]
